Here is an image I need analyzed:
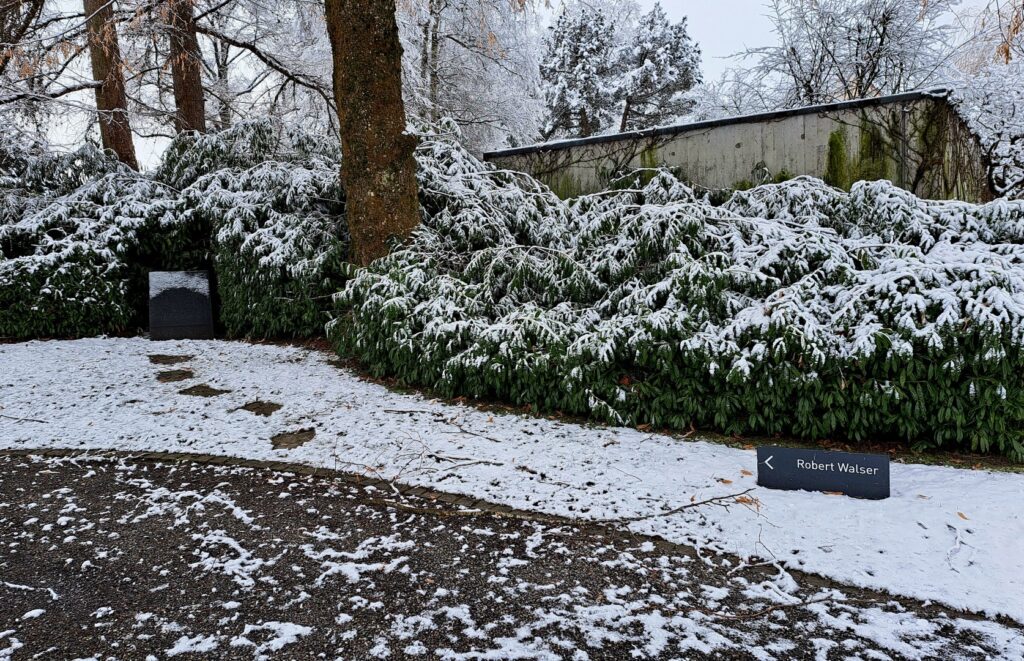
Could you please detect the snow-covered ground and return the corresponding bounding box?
[1,338,1021,625]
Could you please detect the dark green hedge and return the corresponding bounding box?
[333,130,1024,460]
[1,122,347,340]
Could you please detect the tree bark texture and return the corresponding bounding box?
[0,0,45,76]
[168,0,206,133]
[83,0,138,169]
[325,0,421,266]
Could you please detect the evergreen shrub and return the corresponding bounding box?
[161,123,349,338]
[334,124,1024,459]
[0,122,348,340]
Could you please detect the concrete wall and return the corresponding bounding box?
[485,92,993,202]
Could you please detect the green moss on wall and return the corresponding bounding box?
[825,128,850,189]
[639,148,660,170]
[773,169,795,184]
[855,121,890,182]
[631,147,663,188]
[543,171,584,200]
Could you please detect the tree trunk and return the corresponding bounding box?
[618,97,632,133]
[83,0,138,169]
[214,38,232,130]
[427,0,442,123]
[325,0,420,266]
[168,0,206,133]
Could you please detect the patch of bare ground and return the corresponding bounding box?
[179,384,231,397]
[238,400,283,417]
[147,354,193,365]
[271,428,315,449]
[156,369,194,383]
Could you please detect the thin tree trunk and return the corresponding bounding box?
[619,97,632,133]
[325,0,420,266]
[427,0,441,123]
[168,0,206,133]
[83,0,138,169]
[215,38,231,129]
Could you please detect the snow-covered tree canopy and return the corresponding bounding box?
[951,60,1024,199]
[399,0,545,151]
[0,0,547,157]
[539,6,616,139]
[743,0,960,108]
[335,122,1024,459]
[614,2,701,132]
[540,1,701,139]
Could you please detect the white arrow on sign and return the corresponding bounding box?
[763,455,774,470]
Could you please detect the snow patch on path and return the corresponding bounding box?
[0,338,1021,623]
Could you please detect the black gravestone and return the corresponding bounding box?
[149,271,215,341]
[756,446,890,500]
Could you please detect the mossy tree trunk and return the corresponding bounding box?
[168,0,207,134]
[83,0,138,170]
[324,0,420,266]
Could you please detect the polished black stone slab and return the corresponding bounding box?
[149,271,214,341]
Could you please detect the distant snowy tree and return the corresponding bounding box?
[683,69,780,122]
[951,60,1024,198]
[539,7,617,138]
[958,1,1024,72]
[399,0,545,152]
[614,2,701,131]
[746,0,960,107]
[540,1,703,138]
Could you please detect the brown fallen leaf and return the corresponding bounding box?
[957,512,969,520]
[717,478,734,485]
[740,469,753,477]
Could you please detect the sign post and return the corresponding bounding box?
[756,446,890,500]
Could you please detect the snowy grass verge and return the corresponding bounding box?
[0,338,1020,624]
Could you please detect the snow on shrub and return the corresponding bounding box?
[0,121,347,340]
[334,126,1024,459]
[159,122,348,341]
[186,166,347,338]
[0,143,191,338]
[162,122,348,338]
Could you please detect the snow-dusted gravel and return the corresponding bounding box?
[2,455,1020,660]
[1,338,1021,626]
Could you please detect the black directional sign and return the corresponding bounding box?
[756,446,890,500]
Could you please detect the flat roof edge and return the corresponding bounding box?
[483,88,951,160]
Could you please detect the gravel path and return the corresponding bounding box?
[1,455,1019,660]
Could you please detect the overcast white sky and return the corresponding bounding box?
[635,0,991,80]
